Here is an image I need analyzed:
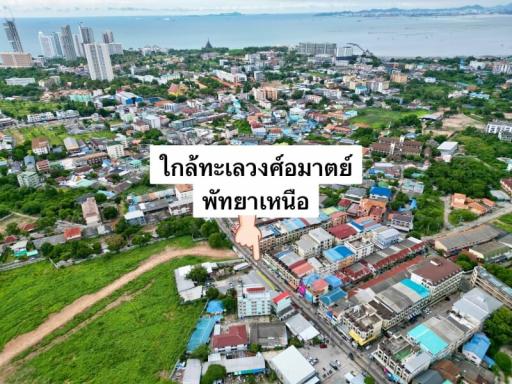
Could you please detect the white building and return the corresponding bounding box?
[269,346,318,384]
[437,141,458,161]
[106,143,125,159]
[142,113,161,129]
[38,31,57,58]
[84,43,114,82]
[81,197,101,225]
[17,171,41,188]
[410,257,463,304]
[175,184,193,200]
[237,285,272,318]
[486,120,512,135]
[5,77,35,86]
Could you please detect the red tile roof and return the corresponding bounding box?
[328,224,357,240]
[212,324,248,349]
[272,291,291,304]
[292,262,314,277]
[64,227,82,240]
[3,235,17,244]
[338,198,352,208]
[20,223,36,232]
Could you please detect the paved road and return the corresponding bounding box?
[216,219,387,383]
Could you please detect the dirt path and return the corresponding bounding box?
[0,244,235,368]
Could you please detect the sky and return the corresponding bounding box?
[1,0,511,18]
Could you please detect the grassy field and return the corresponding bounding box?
[0,237,195,351]
[0,100,61,120]
[7,125,116,146]
[493,213,512,233]
[10,257,205,384]
[351,108,428,129]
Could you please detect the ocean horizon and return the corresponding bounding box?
[2,13,512,58]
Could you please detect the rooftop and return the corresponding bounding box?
[411,257,462,286]
[270,346,315,384]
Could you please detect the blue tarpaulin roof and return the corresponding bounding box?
[187,315,222,353]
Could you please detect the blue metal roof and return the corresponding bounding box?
[320,287,347,306]
[370,186,393,198]
[302,273,321,286]
[324,275,343,289]
[323,245,354,263]
[463,333,491,360]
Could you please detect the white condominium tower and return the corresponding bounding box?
[84,43,114,81]
[38,31,57,58]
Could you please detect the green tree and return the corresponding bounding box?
[190,345,210,362]
[248,343,262,353]
[205,287,220,300]
[484,307,512,356]
[102,206,118,220]
[200,220,219,238]
[449,209,478,225]
[187,266,209,284]
[106,234,126,253]
[5,222,20,235]
[364,376,376,384]
[132,233,151,247]
[455,254,477,272]
[495,352,511,376]
[201,364,226,384]
[94,193,107,203]
[208,232,231,249]
[222,290,237,314]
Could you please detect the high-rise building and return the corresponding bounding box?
[102,30,114,44]
[84,43,114,81]
[79,24,95,44]
[60,25,77,61]
[38,32,56,58]
[336,45,353,57]
[3,19,23,52]
[107,43,123,55]
[51,32,63,57]
[73,34,84,57]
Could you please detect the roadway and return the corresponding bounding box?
[215,218,388,383]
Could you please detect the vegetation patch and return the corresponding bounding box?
[0,236,194,350]
[9,257,205,384]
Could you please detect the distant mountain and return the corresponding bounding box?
[315,3,512,17]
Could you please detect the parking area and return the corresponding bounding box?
[299,343,359,384]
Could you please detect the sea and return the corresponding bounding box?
[2,13,512,58]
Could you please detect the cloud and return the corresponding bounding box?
[1,0,510,17]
